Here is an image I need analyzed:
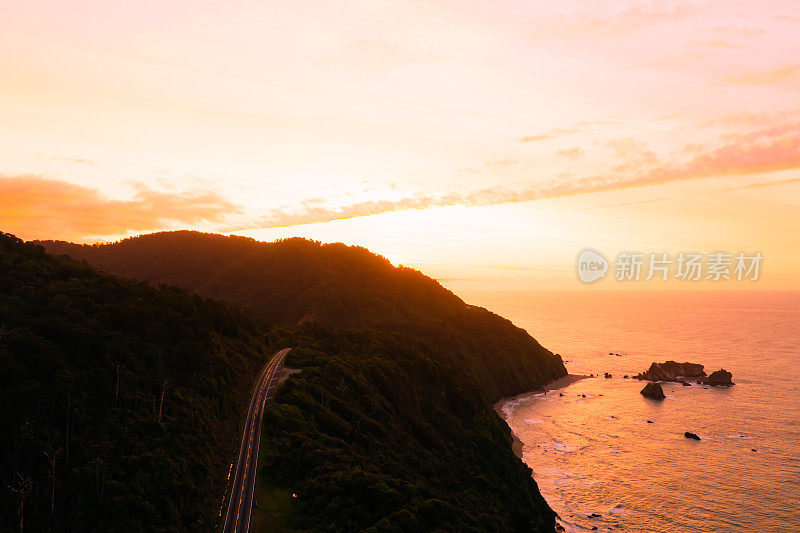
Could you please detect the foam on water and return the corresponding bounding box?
[486,291,800,532]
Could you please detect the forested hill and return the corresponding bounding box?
[3,232,561,531]
[0,232,276,530]
[40,231,566,401]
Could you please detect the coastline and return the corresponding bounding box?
[494,374,588,459]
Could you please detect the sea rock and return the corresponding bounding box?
[680,380,691,386]
[640,382,665,399]
[702,369,734,386]
[604,372,612,378]
[635,361,706,382]
[684,432,701,440]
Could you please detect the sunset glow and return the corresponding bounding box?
[2,0,799,288]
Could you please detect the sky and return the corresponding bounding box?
[1,0,799,290]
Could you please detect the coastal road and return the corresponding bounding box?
[223,348,290,533]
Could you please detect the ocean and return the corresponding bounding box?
[462,290,799,532]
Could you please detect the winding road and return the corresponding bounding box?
[223,348,290,533]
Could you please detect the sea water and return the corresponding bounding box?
[466,290,799,532]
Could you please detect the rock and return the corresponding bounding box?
[702,369,734,386]
[609,352,614,355]
[684,432,701,440]
[751,448,757,452]
[559,392,564,396]
[623,375,628,379]
[581,394,587,398]
[646,420,653,424]
[589,373,595,378]
[680,380,691,386]
[640,382,665,399]
[604,372,612,378]
[635,361,706,382]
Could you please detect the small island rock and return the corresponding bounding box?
[640,382,665,399]
[702,369,734,386]
[635,361,706,382]
[684,432,701,440]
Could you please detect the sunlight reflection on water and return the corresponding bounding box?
[492,291,800,532]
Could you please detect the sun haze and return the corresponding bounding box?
[1,0,799,289]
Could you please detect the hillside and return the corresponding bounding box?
[23,231,568,530]
[40,232,567,400]
[0,232,272,530]
[259,325,559,531]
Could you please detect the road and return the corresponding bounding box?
[223,348,290,533]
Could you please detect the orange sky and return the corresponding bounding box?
[1,0,799,289]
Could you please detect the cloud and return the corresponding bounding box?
[0,175,237,242]
[520,127,581,143]
[583,177,800,211]
[9,123,800,238]
[520,117,625,143]
[606,138,656,160]
[725,64,800,85]
[557,147,585,160]
[243,123,800,229]
[43,155,97,166]
[528,3,699,41]
[688,38,743,49]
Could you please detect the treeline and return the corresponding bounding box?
[40,231,566,401]
[0,233,277,530]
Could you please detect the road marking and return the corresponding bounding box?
[225,349,289,533]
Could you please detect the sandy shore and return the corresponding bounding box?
[494,374,588,459]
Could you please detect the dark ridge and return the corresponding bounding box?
[39,231,567,401]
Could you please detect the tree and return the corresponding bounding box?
[158,379,171,424]
[111,361,125,408]
[8,474,33,532]
[43,447,62,517]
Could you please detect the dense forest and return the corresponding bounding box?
[40,232,566,400]
[2,231,568,531]
[0,233,275,530]
[259,327,558,531]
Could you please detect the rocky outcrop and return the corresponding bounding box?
[635,361,706,382]
[702,369,734,386]
[684,432,701,440]
[640,382,665,399]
